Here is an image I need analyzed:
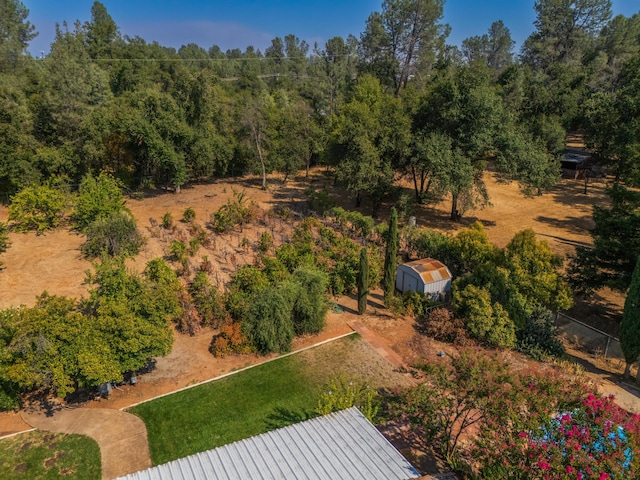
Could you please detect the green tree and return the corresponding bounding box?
[74,172,128,231]
[84,1,120,59]
[522,0,612,69]
[414,67,504,220]
[188,272,227,328]
[382,207,399,303]
[357,247,369,314]
[621,256,640,381]
[461,20,514,74]
[453,284,517,348]
[328,75,407,211]
[291,266,329,335]
[242,283,296,354]
[0,0,37,72]
[359,0,448,94]
[81,211,143,258]
[8,185,68,232]
[584,52,640,187]
[569,185,640,293]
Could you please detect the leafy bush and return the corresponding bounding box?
[453,284,516,348]
[0,258,179,400]
[8,185,68,232]
[169,240,187,262]
[476,394,639,479]
[305,188,335,216]
[161,212,173,229]
[420,307,471,345]
[182,207,196,222]
[189,272,228,328]
[224,290,252,321]
[258,231,273,255]
[517,307,565,360]
[188,238,200,256]
[402,291,438,317]
[241,283,297,354]
[316,374,379,422]
[74,173,128,231]
[209,323,252,358]
[291,266,330,335]
[396,350,593,470]
[81,211,144,258]
[229,265,269,295]
[209,189,255,233]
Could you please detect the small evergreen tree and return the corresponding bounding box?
[382,207,399,303]
[357,247,369,314]
[621,256,640,381]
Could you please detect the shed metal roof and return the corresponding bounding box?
[401,258,452,284]
[117,407,420,480]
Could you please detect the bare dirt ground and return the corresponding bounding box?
[0,167,636,439]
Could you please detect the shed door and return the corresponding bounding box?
[403,272,419,293]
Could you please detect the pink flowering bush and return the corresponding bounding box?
[476,394,640,479]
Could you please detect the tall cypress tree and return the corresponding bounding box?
[357,247,369,315]
[621,256,640,381]
[383,207,399,303]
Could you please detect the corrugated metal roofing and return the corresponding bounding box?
[117,407,420,480]
[403,258,452,284]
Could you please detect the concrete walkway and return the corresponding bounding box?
[21,407,151,480]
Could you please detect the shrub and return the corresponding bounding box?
[517,306,565,360]
[189,272,228,328]
[421,307,471,345]
[8,185,68,232]
[209,189,255,233]
[199,255,213,273]
[182,207,196,223]
[242,283,297,354]
[229,265,269,295]
[188,237,200,256]
[224,290,251,321]
[209,323,252,357]
[291,266,330,335]
[169,240,187,263]
[258,231,273,255]
[74,173,127,231]
[476,394,640,479]
[161,212,173,229]
[402,291,438,318]
[82,211,144,258]
[316,374,379,422]
[305,188,334,216]
[453,284,517,348]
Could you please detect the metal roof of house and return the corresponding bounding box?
[401,258,452,283]
[117,407,421,480]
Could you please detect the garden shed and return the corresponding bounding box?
[395,258,452,300]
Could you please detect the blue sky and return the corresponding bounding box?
[23,0,640,57]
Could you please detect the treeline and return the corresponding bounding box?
[0,1,638,207]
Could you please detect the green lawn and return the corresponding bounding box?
[130,335,362,465]
[0,430,101,479]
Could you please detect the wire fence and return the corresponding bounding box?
[555,312,625,368]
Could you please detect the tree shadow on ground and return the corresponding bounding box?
[264,407,314,431]
[377,418,449,475]
[562,349,640,404]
